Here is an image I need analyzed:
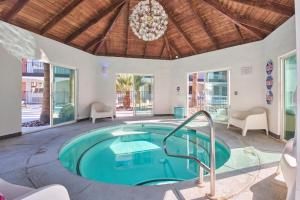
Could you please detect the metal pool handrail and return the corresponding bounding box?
[163,110,216,198]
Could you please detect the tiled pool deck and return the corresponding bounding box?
[0,117,287,199]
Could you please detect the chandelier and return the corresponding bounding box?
[129,0,168,41]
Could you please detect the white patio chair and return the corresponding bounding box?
[0,178,70,200]
[90,102,114,123]
[227,107,269,136]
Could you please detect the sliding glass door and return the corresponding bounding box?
[283,54,297,140]
[116,74,154,117]
[188,70,229,122]
[205,71,229,122]
[134,75,154,116]
[51,66,76,126]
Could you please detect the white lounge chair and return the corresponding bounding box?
[90,102,114,123]
[227,107,269,136]
[0,178,70,200]
[275,139,296,200]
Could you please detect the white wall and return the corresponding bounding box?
[0,21,103,123]
[169,16,296,136]
[0,47,22,135]
[169,41,265,112]
[0,15,296,137]
[0,21,171,136]
[263,16,296,137]
[95,57,171,115]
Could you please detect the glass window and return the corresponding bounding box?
[52,66,75,125]
[284,54,297,140]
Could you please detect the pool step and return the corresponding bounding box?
[136,179,182,186]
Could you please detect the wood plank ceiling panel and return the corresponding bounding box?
[144,37,164,58]
[0,0,16,18]
[74,9,118,49]
[197,2,239,47]
[126,0,148,57]
[164,0,212,52]
[223,0,289,26]
[0,0,295,59]
[48,0,113,41]
[103,3,128,56]
[12,0,69,28]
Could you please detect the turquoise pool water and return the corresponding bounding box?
[59,124,230,186]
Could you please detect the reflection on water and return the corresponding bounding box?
[110,140,160,154]
[60,124,230,186]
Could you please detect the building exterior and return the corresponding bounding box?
[188,71,228,121]
[21,59,44,105]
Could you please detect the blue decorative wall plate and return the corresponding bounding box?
[266,90,273,105]
[266,60,273,75]
[266,75,273,90]
[265,60,273,105]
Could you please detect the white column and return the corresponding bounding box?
[295,0,300,199]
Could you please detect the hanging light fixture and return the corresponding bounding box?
[129,0,168,41]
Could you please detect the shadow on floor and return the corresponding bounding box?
[250,174,287,200]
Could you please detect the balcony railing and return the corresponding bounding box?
[188,96,228,122]
[22,91,71,105]
[22,91,43,104]
[189,96,227,106]
[22,59,44,76]
[22,59,71,77]
[116,91,153,111]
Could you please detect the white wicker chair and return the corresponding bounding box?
[90,102,114,123]
[0,178,70,200]
[227,107,269,136]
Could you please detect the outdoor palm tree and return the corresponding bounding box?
[134,76,146,107]
[192,73,198,107]
[116,74,133,109]
[40,63,50,124]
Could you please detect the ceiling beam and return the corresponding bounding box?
[93,3,126,55]
[168,15,198,54]
[234,24,244,43]
[201,0,273,39]
[164,36,172,60]
[41,0,84,34]
[104,40,108,54]
[160,41,166,58]
[160,1,198,54]
[92,43,99,54]
[124,0,130,55]
[0,0,7,5]
[166,37,181,58]
[143,42,148,58]
[169,40,181,58]
[83,2,126,51]
[1,19,84,51]
[238,16,274,33]
[65,0,126,43]
[97,52,169,60]
[189,0,219,49]
[2,0,30,21]
[230,0,294,16]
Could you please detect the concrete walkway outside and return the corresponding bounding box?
[21,104,42,123]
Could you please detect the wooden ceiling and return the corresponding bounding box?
[0,0,295,60]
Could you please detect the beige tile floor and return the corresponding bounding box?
[0,117,287,200]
